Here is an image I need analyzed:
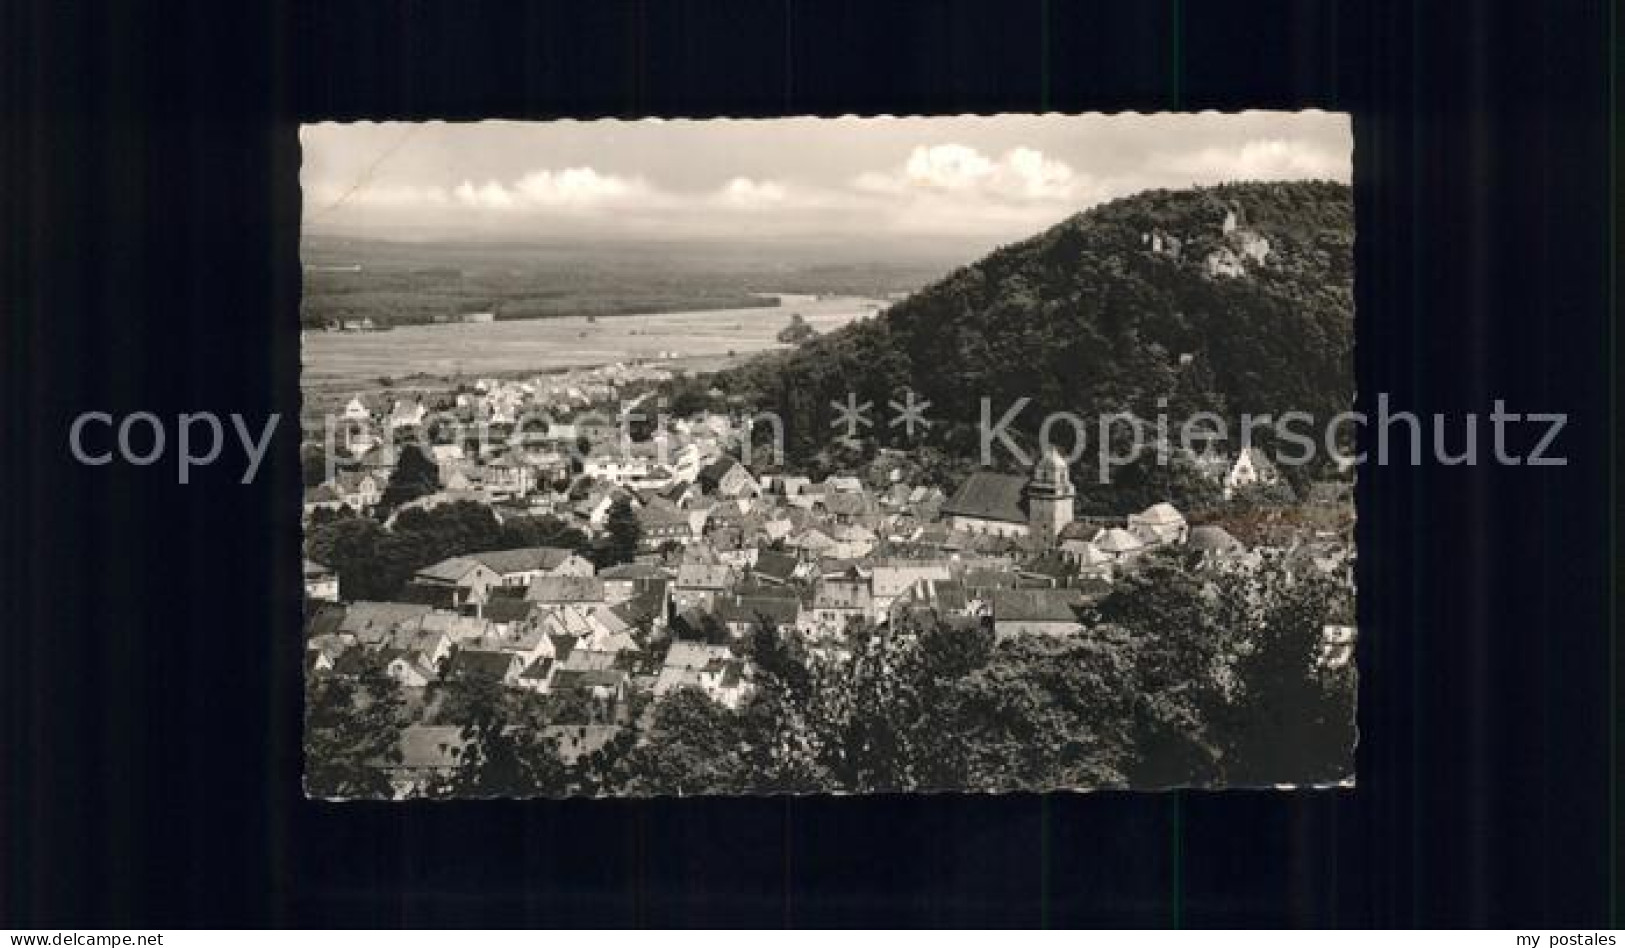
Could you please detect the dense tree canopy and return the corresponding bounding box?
[379,444,441,511]
[708,181,1353,499]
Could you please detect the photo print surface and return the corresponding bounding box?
[299,112,1356,799]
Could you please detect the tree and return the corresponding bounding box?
[776,312,817,345]
[596,496,641,568]
[389,500,505,565]
[1213,558,1354,785]
[305,516,395,600]
[1088,552,1232,786]
[300,443,331,488]
[938,636,1136,791]
[497,514,589,554]
[432,674,568,798]
[305,651,406,799]
[380,444,440,511]
[613,688,746,795]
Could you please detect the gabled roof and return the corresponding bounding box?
[551,667,629,694]
[305,604,346,641]
[715,594,802,627]
[1094,527,1145,553]
[338,602,434,636]
[525,575,606,603]
[636,498,691,529]
[414,556,488,584]
[469,546,581,575]
[908,578,968,613]
[1133,502,1185,525]
[940,472,1029,524]
[417,612,491,640]
[992,589,1088,624]
[445,649,518,680]
[610,588,667,628]
[697,456,744,489]
[482,597,538,625]
[751,549,799,584]
[663,641,736,670]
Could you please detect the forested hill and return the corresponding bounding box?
[716,180,1353,471]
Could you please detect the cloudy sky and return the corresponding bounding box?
[302,112,1349,247]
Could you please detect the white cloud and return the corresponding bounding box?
[715,176,790,208]
[452,179,517,209]
[512,167,650,206]
[449,167,654,210]
[855,144,1086,203]
[1153,138,1349,181]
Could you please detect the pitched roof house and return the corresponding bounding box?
[524,575,607,607]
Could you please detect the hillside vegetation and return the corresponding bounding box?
[716,180,1354,480]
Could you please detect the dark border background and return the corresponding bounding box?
[3,0,1620,928]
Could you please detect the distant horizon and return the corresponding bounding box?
[301,113,1351,249]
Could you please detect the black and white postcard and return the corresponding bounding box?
[299,113,1356,798]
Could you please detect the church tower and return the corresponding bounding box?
[1025,447,1076,546]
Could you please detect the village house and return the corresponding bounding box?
[652,642,752,710]
[330,471,382,511]
[1221,447,1282,498]
[303,559,340,602]
[672,563,737,612]
[869,562,955,616]
[888,577,971,625]
[748,549,799,587]
[991,588,1090,642]
[387,398,428,433]
[469,547,595,589]
[550,667,633,709]
[384,626,454,670]
[598,562,666,604]
[415,611,492,648]
[635,498,694,550]
[1126,502,1188,545]
[1059,543,1111,578]
[524,575,607,609]
[482,452,536,499]
[409,557,503,610]
[713,594,804,639]
[444,648,523,685]
[1091,527,1146,562]
[337,601,436,647]
[379,648,439,688]
[697,457,759,499]
[809,567,874,630]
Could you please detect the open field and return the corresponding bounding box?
[300,233,951,329]
[300,294,883,395]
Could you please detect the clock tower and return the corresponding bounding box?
[1025,447,1076,546]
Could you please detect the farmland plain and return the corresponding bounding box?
[300,294,883,395]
